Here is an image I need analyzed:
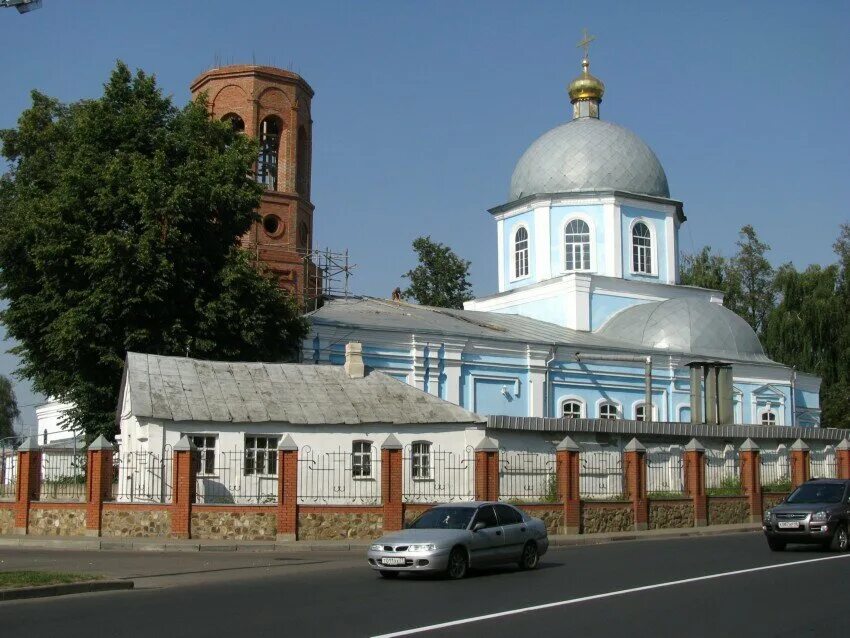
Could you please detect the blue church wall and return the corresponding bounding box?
[461,363,528,416]
[501,210,536,291]
[484,297,566,326]
[794,387,819,410]
[620,205,668,283]
[549,204,605,276]
[590,293,649,330]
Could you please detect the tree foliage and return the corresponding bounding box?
[0,62,307,440]
[0,376,18,440]
[402,236,473,309]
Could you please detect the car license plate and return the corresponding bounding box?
[381,557,405,566]
[778,521,800,529]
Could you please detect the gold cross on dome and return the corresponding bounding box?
[577,28,595,59]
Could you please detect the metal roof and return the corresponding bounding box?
[120,352,484,425]
[509,118,670,202]
[488,415,848,443]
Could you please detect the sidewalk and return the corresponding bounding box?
[0,523,761,554]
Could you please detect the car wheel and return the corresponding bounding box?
[829,524,849,552]
[379,570,399,579]
[446,547,468,580]
[518,541,539,570]
[767,537,786,552]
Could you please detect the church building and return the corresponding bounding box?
[306,49,821,428]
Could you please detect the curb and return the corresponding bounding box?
[0,580,134,602]
[548,524,762,548]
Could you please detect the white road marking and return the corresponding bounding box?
[372,553,850,637]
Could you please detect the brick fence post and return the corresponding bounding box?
[837,439,850,480]
[739,438,763,523]
[381,434,403,532]
[474,437,499,501]
[624,437,648,531]
[556,435,581,535]
[13,437,41,535]
[276,434,299,541]
[683,438,707,527]
[790,439,810,488]
[85,435,115,537]
[171,435,196,539]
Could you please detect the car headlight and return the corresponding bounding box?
[811,511,829,523]
[763,510,772,521]
[370,543,384,551]
[406,543,436,552]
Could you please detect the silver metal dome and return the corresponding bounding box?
[509,118,670,201]
[597,298,768,362]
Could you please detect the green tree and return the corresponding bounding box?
[403,236,473,309]
[728,225,775,335]
[0,376,19,439]
[0,62,307,440]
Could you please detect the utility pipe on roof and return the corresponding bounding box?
[574,352,653,423]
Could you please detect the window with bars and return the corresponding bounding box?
[191,435,217,475]
[245,436,278,476]
[599,403,619,420]
[411,441,432,479]
[352,440,373,478]
[562,400,583,419]
[564,219,591,271]
[514,227,529,278]
[632,222,652,274]
[257,116,281,190]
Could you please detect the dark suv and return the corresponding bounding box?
[763,479,850,552]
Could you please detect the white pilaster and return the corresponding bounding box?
[665,214,676,284]
[533,204,551,281]
[442,342,465,406]
[527,346,551,417]
[611,203,623,277]
[496,220,505,292]
[563,273,591,331]
[603,202,617,277]
[411,336,426,391]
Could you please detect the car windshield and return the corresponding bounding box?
[786,483,845,504]
[408,507,475,530]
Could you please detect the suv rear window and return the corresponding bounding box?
[786,483,846,504]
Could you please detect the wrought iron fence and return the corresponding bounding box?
[646,448,685,497]
[112,449,173,503]
[499,450,557,503]
[0,451,16,501]
[810,448,838,479]
[579,449,624,499]
[40,451,86,502]
[759,450,791,491]
[297,445,381,505]
[402,445,474,503]
[195,449,279,504]
[705,450,742,495]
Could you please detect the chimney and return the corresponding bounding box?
[344,341,365,378]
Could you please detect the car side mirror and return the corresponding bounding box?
[472,521,487,532]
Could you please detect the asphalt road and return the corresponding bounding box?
[0,532,846,637]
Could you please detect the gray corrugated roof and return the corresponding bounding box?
[121,352,484,425]
[488,415,848,443]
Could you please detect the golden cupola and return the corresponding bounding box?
[568,57,604,119]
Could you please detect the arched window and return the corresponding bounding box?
[564,219,591,271]
[296,126,310,197]
[513,226,529,278]
[635,404,646,422]
[760,411,776,426]
[257,116,281,190]
[599,402,619,420]
[632,222,652,274]
[562,400,583,419]
[221,113,245,134]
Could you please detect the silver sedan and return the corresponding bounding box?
[366,501,549,579]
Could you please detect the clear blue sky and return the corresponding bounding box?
[1,0,848,432]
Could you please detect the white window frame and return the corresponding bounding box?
[629,219,657,276]
[632,401,658,422]
[352,440,373,479]
[597,400,621,420]
[760,410,776,426]
[563,217,593,273]
[559,396,586,419]
[189,434,217,476]
[411,441,432,480]
[244,435,278,476]
[511,224,530,281]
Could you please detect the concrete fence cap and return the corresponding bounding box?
[790,438,810,452]
[836,438,850,451]
[624,437,645,452]
[279,434,298,451]
[87,434,116,452]
[16,436,40,452]
[474,436,499,452]
[684,438,704,452]
[173,435,197,452]
[556,435,581,452]
[739,438,760,452]
[381,434,403,450]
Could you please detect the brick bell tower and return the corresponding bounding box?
[190,65,317,300]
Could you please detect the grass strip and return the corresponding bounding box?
[0,571,102,590]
